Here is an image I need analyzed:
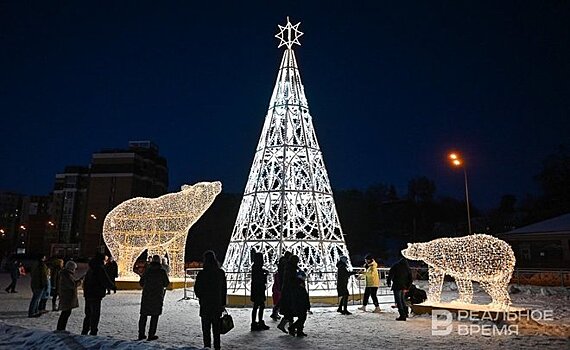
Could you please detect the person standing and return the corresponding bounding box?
[5,260,22,293]
[277,254,300,334]
[56,261,83,331]
[50,258,64,311]
[194,251,227,350]
[105,256,118,295]
[286,270,310,337]
[387,257,413,321]
[28,256,48,317]
[336,256,354,315]
[358,254,381,313]
[137,255,170,341]
[250,252,270,331]
[161,257,170,275]
[81,253,115,336]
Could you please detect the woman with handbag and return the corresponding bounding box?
[194,251,227,350]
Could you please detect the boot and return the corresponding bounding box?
[250,322,259,331]
[373,306,382,313]
[296,329,307,337]
[257,320,270,330]
[358,305,367,311]
[270,313,281,321]
[287,325,296,336]
[277,318,288,333]
[341,310,352,315]
[337,306,343,313]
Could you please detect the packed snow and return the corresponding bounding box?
[0,273,568,349]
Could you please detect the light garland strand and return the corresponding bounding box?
[401,234,516,307]
[102,181,222,278]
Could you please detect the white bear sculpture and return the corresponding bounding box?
[401,234,515,307]
[102,181,222,278]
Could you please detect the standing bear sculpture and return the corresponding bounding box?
[401,234,515,308]
[103,181,222,278]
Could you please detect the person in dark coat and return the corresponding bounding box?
[387,257,413,321]
[5,260,22,293]
[250,252,269,331]
[194,250,227,350]
[286,270,310,337]
[138,255,170,341]
[277,254,300,334]
[81,253,116,335]
[28,256,48,317]
[50,258,64,311]
[104,256,118,295]
[336,256,354,315]
[56,261,83,331]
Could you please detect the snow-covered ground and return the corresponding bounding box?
[0,273,568,349]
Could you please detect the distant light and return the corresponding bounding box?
[452,159,462,166]
[90,214,97,220]
[449,153,458,160]
[19,225,26,230]
[48,221,55,226]
[0,229,4,234]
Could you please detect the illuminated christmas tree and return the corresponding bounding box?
[223,18,352,292]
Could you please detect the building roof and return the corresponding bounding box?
[504,213,570,235]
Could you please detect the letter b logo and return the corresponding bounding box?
[432,310,452,336]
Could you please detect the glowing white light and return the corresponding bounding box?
[275,16,304,49]
[223,19,352,292]
[402,234,516,308]
[103,181,222,278]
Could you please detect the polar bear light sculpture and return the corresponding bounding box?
[103,181,222,278]
[401,234,515,307]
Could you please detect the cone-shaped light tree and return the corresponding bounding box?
[223,18,353,292]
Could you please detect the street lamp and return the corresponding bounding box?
[448,152,472,235]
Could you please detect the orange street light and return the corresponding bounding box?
[447,151,472,235]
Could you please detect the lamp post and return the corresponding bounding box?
[448,152,472,235]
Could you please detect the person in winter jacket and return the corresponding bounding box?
[5,260,22,293]
[81,253,116,335]
[56,261,83,331]
[358,254,381,313]
[277,255,299,333]
[194,250,227,350]
[387,257,413,321]
[270,270,282,321]
[50,258,64,311]
[104,256,118,295]
[137,254,170,341]
[284,269,310,337]
[250,252,270,331]
[336,256,355,315]
[28,256,49,317]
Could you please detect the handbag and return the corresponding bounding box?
[220,310,234,334]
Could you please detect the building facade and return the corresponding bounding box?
[82,141,168,256]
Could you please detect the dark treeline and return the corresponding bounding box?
[185,144,570,266]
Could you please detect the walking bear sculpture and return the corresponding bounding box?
[102,181,222,278]
[401,234,515,307]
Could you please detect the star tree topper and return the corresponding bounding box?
[275,16,303,49]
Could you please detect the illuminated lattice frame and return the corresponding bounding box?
[402,234,516,307]
[103,181,222,278]
[223,18,353,292]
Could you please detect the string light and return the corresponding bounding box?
[102,181,222,278]
[223,18,353,292]
[401,234,516,307]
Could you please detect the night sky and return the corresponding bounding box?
[1,1,568,210]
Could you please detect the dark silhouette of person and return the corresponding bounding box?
[138,254,170,341]
[387,257,413,321]
[194,250,227,350]
[81,253,115,335]
[250,252,270,331]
